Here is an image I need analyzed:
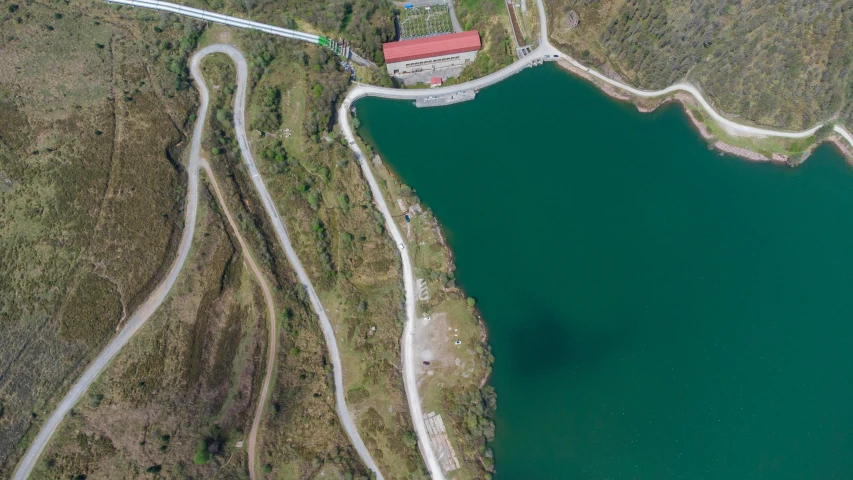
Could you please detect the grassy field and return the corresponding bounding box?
[546,0,853,132]
[0,1,200,473]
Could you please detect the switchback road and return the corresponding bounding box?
[198,44,384,480]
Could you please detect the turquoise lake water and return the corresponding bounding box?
[356,64,853,479]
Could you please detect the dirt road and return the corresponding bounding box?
[198,44,384,480]
[199,159,275,480]
[188,47,280,478]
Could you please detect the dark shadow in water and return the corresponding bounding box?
[504,301,638,383]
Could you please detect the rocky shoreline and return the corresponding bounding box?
[554,59,853,167]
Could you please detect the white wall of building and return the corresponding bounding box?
[386,50,478,76]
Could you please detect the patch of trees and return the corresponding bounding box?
[252,86,282,132]
[208,0,394,64]
[304,48,351,142]
[151,15,205,90]
[193,425,227,464]
[240,31,351,140]
[444,384,498,475]
[261,139,288,174]
[581,0,853,129]
[311,217,336,277]
[242,30,277,81]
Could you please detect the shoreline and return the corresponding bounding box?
[342,117,497,479]
[554,59,852,167]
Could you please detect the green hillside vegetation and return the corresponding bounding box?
[235,32,428,477]
[29,45,372,479]
[455,0,516,82]
[31,186,259,479]
[547,0,853,130]
[0,2,199,473]
[1,0,498,476]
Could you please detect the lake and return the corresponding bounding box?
[356,64,853,479]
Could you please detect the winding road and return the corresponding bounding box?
[15,0,853,478]
[187,49,281,480]
[12,44,383,480]
[195,44,384,479]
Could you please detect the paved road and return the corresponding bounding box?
[350,0,833,142]
[337,100,443,479]
[202,44,385,480]
[11,39,206,480]
[335,10,555,476]
[17,0,853,478]
[447,0,462,33]
[197,156,276,480]
[835,125,853,148]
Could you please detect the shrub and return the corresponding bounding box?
[87,393,104,408]
[193,441,211,464]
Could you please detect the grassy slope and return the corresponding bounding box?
[547,0,853,131]
[31,188,258,479]
[232,34,427,477]
[29,47,372,479]
[199,47,373,478]
[0,1,198,472]
[453,0,516,83]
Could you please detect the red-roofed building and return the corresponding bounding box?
[383,31,481,76]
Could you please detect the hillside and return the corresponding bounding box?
[546,0,853,131]
[0,1,198,472]
[0,0,500,477]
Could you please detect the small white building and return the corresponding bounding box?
[383,31,481,76]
